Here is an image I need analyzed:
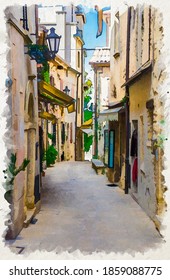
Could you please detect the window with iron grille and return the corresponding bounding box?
[20,5,29,31]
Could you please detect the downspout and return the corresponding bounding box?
[125,7,131,194]
[94,68,98,158]
[81,44,84,125]
[81,44,84,160]
[75,73,81,161]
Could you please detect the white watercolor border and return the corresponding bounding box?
[0,0,170,260]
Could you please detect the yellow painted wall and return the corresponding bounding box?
[129,73,158,218]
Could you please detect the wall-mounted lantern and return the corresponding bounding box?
[46,27,61,59]
[63,86,70,95]
[25,27,61,63]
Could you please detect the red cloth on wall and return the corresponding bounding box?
[132,158,138,183]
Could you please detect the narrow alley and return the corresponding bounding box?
[7,161,162,255]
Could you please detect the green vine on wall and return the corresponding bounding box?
[153,135,168,149]
[120,95,129,105]
[43,145,58,167]
[3,153,30,203]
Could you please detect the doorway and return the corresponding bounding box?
[24,81,36,213]
[131,120,138,192]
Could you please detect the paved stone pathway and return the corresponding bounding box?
[7,161,162,255]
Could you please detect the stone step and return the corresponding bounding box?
[23,207,36,228]
[91,159,106,175]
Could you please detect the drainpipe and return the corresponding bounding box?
[81,44,84,160]
[125,7,131,194]
[94,68,98,158]
[75,73,81,161]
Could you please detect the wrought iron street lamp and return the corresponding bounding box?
[46,27,61,59]
[63,86,70,95]
[25,27,61,63]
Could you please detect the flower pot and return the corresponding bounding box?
[4,190,13,204]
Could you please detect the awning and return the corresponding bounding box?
[80,128,93,135]
[38,81,76,113]
[67,103,76,113]
[107,101,123,108]
[39,111,56,122]
[121,61,152,88]
[81,118,93,128]
[99,107,123,122]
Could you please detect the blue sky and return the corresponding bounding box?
[83,8,106,73]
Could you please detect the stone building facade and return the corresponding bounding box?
[89,47,110,161]
[38,4,86,161]
[109,4,166,228]
[5,5,40,239]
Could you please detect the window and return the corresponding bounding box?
[50,76,55,86]
[78,51,80,68]
[113,20,120,58]
[66,123,69,141]
[71,4,74,22]
[52,124,56,146]
[148,110,153,140]
[61,123,65,144]
[21,5,29,31]
[78,98,80,114]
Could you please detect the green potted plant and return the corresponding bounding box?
[42,133,58,167]
[43,145,58,167]
[3,153,30,204]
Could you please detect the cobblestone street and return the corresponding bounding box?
[7,161,162,255]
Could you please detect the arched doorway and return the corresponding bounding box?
[24,81,36,216]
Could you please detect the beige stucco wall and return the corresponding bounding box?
[129,5,150,76]
[66,23,77,67]
[39,4,84,161]
[109,4,166,227]
[97,67,110,161]
[5,5,39,238]
[109,12,127,104]
[49,61,77,161]
[129,6,166,225]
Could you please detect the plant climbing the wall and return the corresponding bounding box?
[3,153,30,203]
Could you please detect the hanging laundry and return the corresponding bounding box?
[130,129,138,157]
